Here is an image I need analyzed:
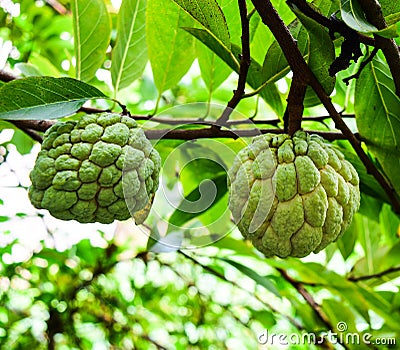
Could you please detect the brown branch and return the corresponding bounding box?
[286,76,307,135]
[251,0,400,214]
[144,128,346,141]
[44,0,70,15]
[216,0,251,125]
[0,70,18,82]
[278,269,346,350]
[348,266,400,282]
[358,0,400,96]
[179,251,305,331]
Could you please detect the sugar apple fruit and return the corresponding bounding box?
[228,131,360,258]
[29,113,161,224]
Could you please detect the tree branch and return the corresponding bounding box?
[358,0,400,97]
[287,0,375,46]
[286,76,307,135]
[348,266,400,282]
[251,0,400,214]
[216,0,251,125]
[278,268,347,350]
[179,251,305,331]
[0,70,18,82]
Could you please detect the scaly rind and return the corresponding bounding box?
[228,130,360,258]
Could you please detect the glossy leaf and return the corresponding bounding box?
[197,43,231,93]
[172,0,230,47]
[340,0,378,33]
[380,1,400,17]
[292,3,336,106]
[0,77,106,120]
[355,57,400,195]
[111,0,148,92]
[72,0,111,82]
[183,27,239,71]
[146,0,196,93]
[262,20,309,85]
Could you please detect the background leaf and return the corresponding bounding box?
[197,43,231,93]
[146,0,196,94]
[111,0,148,92]
[72,0,111,82]
[355,56,400,195]
[0,77,106,120]
[219,257,281,298]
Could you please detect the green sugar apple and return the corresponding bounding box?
[29,113,161,224]
[228,131,360,258]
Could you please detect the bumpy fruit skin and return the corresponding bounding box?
[29,113,160,224]
[228,131,360,258]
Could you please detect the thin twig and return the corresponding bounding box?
[44,0,70,15]
[144,128,346,141]
[278,269,347,350]
[216,0,251,125]
[348,266,400,282]
[0,70,18,82]
[178,250,305,330]
[342,47,379,85]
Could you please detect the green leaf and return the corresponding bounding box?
[0,216,9,222]
[111,0,148,92]
[72,0,111,82]
[336,219,357,260]
[354,214,381,275]
[219,257,281,298]
[385,12,400,26]
[231,44,284,115]
[168,173,227,227]
[380,1,400,17]
[340,0,378,33]
[379,204,400,245]
[213,236,256,256]
[10,129,35,154]
[376,24,399,38]
[172,0,230,47]
[355,57,400,195]
[322,299,359,334]
[0,77,106,120]
[197,43,231,93]
[183,27,239,71]
[218,0,241,45]
[250,13,274,64]
[29,53,62,77]
[146,0,196,93]
[14,63,42,77]
[262,20,309,85]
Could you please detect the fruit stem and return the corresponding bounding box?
[286,76,306,136]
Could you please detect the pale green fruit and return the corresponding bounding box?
[228,131,360,258]
[29,113,160,224]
